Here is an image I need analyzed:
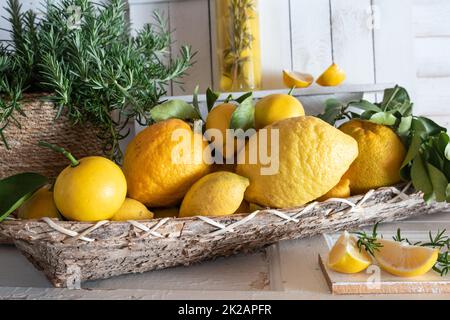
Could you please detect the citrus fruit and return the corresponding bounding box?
[327,231,372,274]
[179,171,250,217]
[339,119,406,195]
[235,200,250,214]
[123,119,211,207]
[254,94,305,129]
[283,70,314,88]
[374,239,438,277]
[153,207,179,219]
[52,151,127,221]
[316,63,346,87]
[111,198,154,221]
[236,116,358,208]
[205,103,240,159]
[318,178,351,201]
[17,185,60,220]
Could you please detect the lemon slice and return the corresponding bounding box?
[316,63,346,87]
[373,239,438,277]
[327,231,372,274]
[283,70,314,88]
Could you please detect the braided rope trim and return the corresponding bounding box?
[38,184,412,243]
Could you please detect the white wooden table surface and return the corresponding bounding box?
[2,211,450,300]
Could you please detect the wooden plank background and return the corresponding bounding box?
[1,0,448,121]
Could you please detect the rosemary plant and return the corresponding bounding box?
[0,0,193,161]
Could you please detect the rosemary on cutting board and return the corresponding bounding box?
[353,223,450,276]
[0,0,193,161]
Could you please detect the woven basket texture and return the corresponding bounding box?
[0,94,104,179]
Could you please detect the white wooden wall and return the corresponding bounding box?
[2,0,449,119]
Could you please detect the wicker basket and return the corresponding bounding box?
[0,94,104,180]
[1,184,449,287]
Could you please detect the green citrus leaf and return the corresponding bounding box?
[398,116,412,136]
[411,155,433,198]
[369,112,397,126]
[0,173,48,222]
[417,116,446,136]
[324,98,342,112]
[150,99,201,122]
[230,94,254,131]
[426,163,448,202]
[234,91,253,104]
[206,87,220,112]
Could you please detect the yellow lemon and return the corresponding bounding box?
[327,231,372,274]
[179,171,250,217]
[316,63,346,87]
[318,178,351,202]
[235,200,250,214]
[111,198,154,221]
[205,103,241,159]
[374,239,438,277]
[53,156,127,222]
[339,119,406,195]
[283,70,314,88]
[18,185,60,220]
[153,207,179,219]
[254,94,305,129]
[236,116,358,208]
[123,119,211,207]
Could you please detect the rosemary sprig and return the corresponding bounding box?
[1,0,193,162]
[353,222,383,256]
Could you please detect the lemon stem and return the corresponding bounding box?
[288,86,296,96]
[38,141,79,167]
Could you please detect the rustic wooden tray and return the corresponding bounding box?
[0,184,449,288]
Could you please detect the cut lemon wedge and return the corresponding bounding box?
[373,239,438,277]
[283,70,314,88]
[327,231,372,274]
[316,63,346,87]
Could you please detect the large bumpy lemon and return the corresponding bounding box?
[18,186,60,220]
[374,239,438,277]
[327,231,372,274]
[111,198,154,221]
[339,119,406,195]
[205,103,238,159]
[54,156,127,222]
[254,94,305,129]
[236,116,358,208]
[236,117,358,208]
[316,63,346,87]
[179,171,250,217]
[123,119,211,207]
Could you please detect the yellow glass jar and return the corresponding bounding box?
[215,0,262,92]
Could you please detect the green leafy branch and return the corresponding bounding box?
[318,85,450,204]
[1,0,194,162]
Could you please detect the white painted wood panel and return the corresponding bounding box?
[330,0,375,84]
[413,0,450,37]
[373,0,415,96]
[290,0,332,78]
[415,37,450,78]
[415,77,450,116]
[258,0,292,89]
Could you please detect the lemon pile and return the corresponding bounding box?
[17,86,407,232]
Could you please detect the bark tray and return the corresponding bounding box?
[0,184,448,287]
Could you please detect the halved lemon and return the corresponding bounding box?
[373,239,438,277]
[316,63,346,87]
[283,70,314,88]
[327,231,372,274]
